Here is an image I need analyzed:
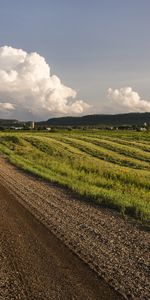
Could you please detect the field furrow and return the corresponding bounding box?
[0,130,150,221]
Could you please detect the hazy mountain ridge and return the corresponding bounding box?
[41,112,150,127]
[0,112,149,128]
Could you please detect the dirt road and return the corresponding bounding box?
[0,184,118,300]
[0,157,149,299]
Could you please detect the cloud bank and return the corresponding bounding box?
[0,46,149,119]
[0,46,90,120]
[107,87,150,113]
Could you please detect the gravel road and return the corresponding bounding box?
[0,156,149,299]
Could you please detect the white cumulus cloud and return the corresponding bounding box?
[0,102,15,111]
[0,46,90,120]
[107,87,150,113]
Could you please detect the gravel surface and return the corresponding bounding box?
[0,184,117,300]
[0,156,149,299]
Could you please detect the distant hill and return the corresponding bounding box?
[0,112,149,128]
[39,112,150,127]
[0,119,23,128]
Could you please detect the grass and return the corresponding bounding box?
[0,129,150,223]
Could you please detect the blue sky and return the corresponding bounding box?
[0,0,150,119]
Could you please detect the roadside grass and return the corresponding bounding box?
[0,130,150,223]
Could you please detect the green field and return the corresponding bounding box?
[0,130,150,222]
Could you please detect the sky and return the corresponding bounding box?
[0,0,150,120]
